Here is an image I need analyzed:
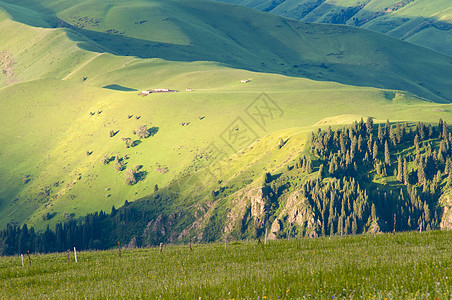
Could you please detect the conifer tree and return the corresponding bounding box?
[378,124,384,144]
[352,217,358,234]
[385,119,390,138]
[384,141,391,166]
[366,117,373,136]
[417,160,426,185]
[397,156,403,182]
[389,126,396,147]
[396,122,402,144]
[371,203,377,221]
[403,158,409,185]
[439,118,444,138]
[340,133,346,154]
[318,164,324,180]
[373,141,378,160]
[414,134,420,155]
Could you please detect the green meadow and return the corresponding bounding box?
[0,231,451,298]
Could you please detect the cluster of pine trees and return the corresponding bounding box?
[0,197,173,256]
[306,118,449,234]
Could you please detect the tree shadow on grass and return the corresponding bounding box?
[148,127,159,137]
[103,84,137,92]
[132,140,142,147]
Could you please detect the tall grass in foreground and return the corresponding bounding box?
[0,231,450,299]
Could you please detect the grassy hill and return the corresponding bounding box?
[0,0,452,237]
[1,0,452,102]
[0,231,451,298]
[215,0,452,57]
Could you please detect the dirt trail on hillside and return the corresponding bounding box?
[62,52,103,80]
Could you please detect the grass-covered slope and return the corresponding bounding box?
[0,231,451,298]
[1,0,452,102]
[215,0,452,57]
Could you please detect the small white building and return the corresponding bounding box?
[240,79,251,83]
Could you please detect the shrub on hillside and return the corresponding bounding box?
[125,169,137,185]
[137,125,150,139]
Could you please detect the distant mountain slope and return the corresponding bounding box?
[0,0,452,103]
[215,0,452,57]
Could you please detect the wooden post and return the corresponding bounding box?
[74,247,78,263]
[189,235,193,252]
[159,243,163,254]
[67,250,70,262]
[264,228,267,245]
[224,237,227,249]
[118,242,121,258]
[393,213,396,234]
[21,254,24,267]
[27,251,31,266]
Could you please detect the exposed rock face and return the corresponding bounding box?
[268,189,319,240]
[126,236,137,249]
[249,187,270,227]
[439,192,452,230]
[222,185,272,240]
[142,213,183,246]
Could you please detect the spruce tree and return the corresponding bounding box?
[366,117,373,136]
[378,124,384,144]
[397,156,403,182]
[373,141,378,160]
[385,119,390,138]
[384,141,391,166]
[396,122,402,143]
[417,160,426,185]
[318,164,324,180]
[371,203,377,221]
[438,118,444,138]
[352,217,358,235]
[414,134,420,156]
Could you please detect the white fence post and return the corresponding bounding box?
[74,247,78,263]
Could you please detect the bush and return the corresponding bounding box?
[137,125,150,139]
[125,169,137,185]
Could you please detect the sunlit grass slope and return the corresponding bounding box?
[1,67,452,230]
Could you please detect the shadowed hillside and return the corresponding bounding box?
[216,0,452,57]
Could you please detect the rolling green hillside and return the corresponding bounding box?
[215,0,452,57]
[1,0,452,102]
[0,0,452,240]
